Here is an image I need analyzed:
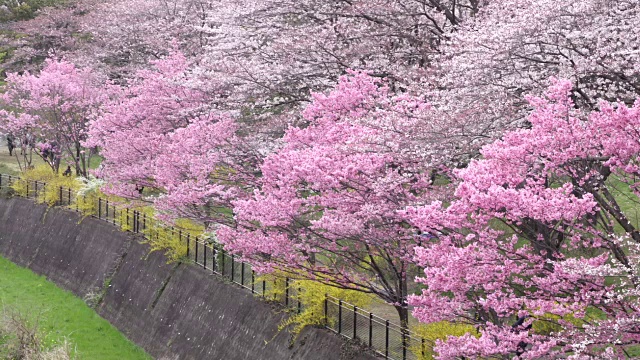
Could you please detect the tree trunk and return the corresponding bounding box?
[394,304,410,329]
[394,304,410,358]
[394,273,410,357]
[75,144,86,177]
[54,156,61,174]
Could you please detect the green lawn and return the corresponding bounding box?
[0,256,150,360]
[606,175,640,229]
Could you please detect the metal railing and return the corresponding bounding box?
[0,173,430,360]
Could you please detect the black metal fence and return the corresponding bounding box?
[0,173,430,360]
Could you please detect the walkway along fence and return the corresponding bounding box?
[0,173,430,360]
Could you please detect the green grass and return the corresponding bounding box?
[0,163,17,176]
[0,256,151,360]
[606,175,640,229]
[88,154,103,170]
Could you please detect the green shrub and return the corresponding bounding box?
[410,321,478,360]
[532,312,584,336]
[259,273,372,340]
[11,165,80,206]
[141,213,204,262]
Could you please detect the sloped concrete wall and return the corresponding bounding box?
[0,197,375,360]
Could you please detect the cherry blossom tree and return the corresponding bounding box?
[149,115,263,225]
[2,0,214,84]
[430,0,640,155]
[7,4,640,356]
[0,58,106,176]
[198,0,483,115]
[87,51,209,195]
[86,50,261,227]
[1,1,101,77]
[215,72,455,328]
[80,0,216,77]
[405,80,640,358]
[80,0,640,167]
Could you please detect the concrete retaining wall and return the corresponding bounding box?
[0,197,376,360]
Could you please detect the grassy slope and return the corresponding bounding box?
[606,175,640,229]
[0,256,150,360]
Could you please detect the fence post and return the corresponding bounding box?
[324,294,328,325]
[262,280,266,298]
[231,254,235,282]
[297,287,302,314]
[59,186,62,205]
[273,279,278,301]
[353,305,357,339]
[98,198,102,219]
[241,262,245,286]
[184,232,188,258]
[385,320,390,358]
[212,244,217,273]
[203,240,207,269]
[369,313,373,348]
[285,278,290,307]
[338,299,343,334]
[422,338,426,357]
[221,249,225,276]
[251,270,255,293]
[195,237,199,265]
